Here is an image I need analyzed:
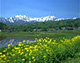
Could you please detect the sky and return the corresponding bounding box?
[0,0,80,18]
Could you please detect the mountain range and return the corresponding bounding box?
[0,15,77,25]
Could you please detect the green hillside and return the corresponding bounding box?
[0,22,6,31]
[4,18,80,32]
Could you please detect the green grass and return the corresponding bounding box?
[0,35,80,63]
[1,30,80,38]
[61,57,80,63]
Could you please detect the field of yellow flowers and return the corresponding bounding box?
[0,35,80,63]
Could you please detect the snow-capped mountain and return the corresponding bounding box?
[55,18,64,21]
[0,15,56,25]
[0,15,77,25]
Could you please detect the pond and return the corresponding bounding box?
[0,36,35,47]
[0,32,60,47]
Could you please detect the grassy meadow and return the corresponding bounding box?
[0,30,80,63]
[1,30,80,38]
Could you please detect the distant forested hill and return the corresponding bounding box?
[0,22,6,30]
[5,18,80,32]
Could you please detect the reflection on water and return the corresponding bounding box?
[0,37,34,47]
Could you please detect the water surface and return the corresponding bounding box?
[0,37,35,47]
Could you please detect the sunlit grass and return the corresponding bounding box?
[0,35,80,63]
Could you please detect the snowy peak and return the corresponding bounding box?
[15,15,27,18]
[0,15,56,24]
[39,16,55,22]
[28,16,55,22]
[55,18,64,21]
[13,15,55,22]
[0,15,78,25]
[13,15,55,21]
[14,15,29,20]
[0,15,56,25]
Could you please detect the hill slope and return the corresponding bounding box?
[5,18,80,32]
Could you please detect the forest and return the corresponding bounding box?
[0,18,80,32]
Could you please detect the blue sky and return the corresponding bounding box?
[0,0,80,18]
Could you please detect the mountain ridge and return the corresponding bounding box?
[0,15,77,25]
[0,15,56,24]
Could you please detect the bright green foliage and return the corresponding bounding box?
[0,35,80,63]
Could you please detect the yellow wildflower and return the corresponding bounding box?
[29,61,31,63]
[0,52,2,55]
[1,54,6,58]
[22,58,25,61]
[14,47,20,50]
[18,50,21,54]
[8,44,11,47]
[12,54,15,56]
[32,56,35,59]
[43,55,46,58]
[39,39,41,42]
[18,43,21,46]
[23,40,26,43]
[21,52,24,55]
[25,54,27,56]
[12,49,15,52]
